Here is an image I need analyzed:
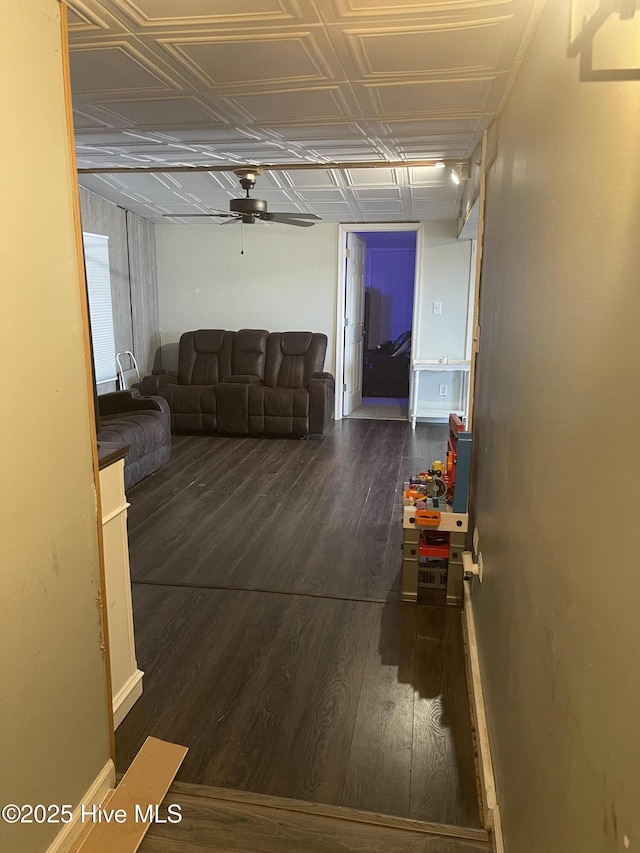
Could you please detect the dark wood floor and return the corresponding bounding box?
[116,419,481,828]
[140,782,491,852]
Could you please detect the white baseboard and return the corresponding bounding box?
[463,582,504,853]
[46,759,115,853]
[113,668,144,729]
[491,803,504,853]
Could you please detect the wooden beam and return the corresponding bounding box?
[78,158,469,175]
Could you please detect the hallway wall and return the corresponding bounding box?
[1,4,112,851]
[472,3,640,852]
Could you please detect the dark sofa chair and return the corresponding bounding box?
[97,390,171,490]
[362,330,411,397]
[135,329,334,437]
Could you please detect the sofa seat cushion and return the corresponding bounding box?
[167,384,218,432]
[248,386,309,436]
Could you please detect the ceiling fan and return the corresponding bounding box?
[163,168,322,227]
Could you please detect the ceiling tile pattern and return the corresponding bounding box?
[67,0,539,223]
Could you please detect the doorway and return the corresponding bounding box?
[336,224,422,422]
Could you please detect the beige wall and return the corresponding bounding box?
[415,237,472,362]
[472,3,640,851]
[155,220,471,379]
[155,222,339,370]
[0,3,111,851]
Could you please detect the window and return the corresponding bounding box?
[83,232,116,385]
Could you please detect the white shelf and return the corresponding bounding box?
[409,360,471,428]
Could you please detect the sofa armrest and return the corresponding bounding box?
[312,371,335,387]
[222,374,262,384]
[133,370,178,395]
[98,390,169,417]
[309,373,335,434]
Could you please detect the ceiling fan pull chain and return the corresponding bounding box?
[240,220,244,255]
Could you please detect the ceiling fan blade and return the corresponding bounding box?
[161,212,232,219]
[259,213,320,227]
[275,218,317,227]
[265,212,322,221]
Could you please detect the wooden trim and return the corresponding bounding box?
[74,738,187,853]
[490,804,505,853]
[58,0,116,763]
[46,760,115,853]
[101,503,131,526]
[462,582,503,853]
[78,158,470,175]
[112,669,144,729]
[166,780,490,843]
[465,128,488,434]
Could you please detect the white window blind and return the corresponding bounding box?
[83,232,117,385]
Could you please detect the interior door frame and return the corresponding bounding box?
[335,223,424,421]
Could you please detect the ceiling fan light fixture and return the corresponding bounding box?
[230,196,268,215]
[162,170,323,226]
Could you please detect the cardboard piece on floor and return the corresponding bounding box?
[76,737,188,853]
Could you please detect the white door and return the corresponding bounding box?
[343,232,366,416]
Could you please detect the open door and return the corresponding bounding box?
[342,232,366,416]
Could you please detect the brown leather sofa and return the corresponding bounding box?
[135,329,334,437]
[97,389,171,489]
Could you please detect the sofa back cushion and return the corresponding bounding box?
[264,332,327,388]
[178,330,233,385]
[232,329,269,379]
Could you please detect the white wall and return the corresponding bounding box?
[415,236,472,361]
[472,2,640,851]
[414,222,473,411]
[1,4,111,851]
[155,220,472,399]
[155,222,339,371]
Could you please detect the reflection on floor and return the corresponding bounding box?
[347,396,408,420]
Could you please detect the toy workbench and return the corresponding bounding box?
[401,413,472,606]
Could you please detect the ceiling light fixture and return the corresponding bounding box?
[450,168,461,185]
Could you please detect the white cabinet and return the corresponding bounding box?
[99,455,143,727]
[409,359,471,428]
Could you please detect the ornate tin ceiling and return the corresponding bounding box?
[67,0,542,223]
